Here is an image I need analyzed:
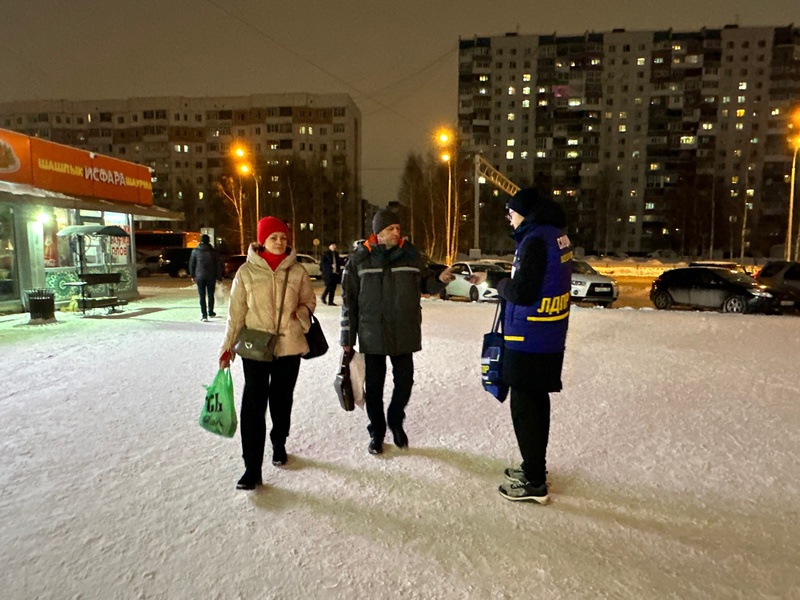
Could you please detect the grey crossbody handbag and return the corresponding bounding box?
[234,269,290,362]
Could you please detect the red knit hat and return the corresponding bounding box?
[257,216,289,245]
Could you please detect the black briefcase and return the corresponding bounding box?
[333,351,355,411]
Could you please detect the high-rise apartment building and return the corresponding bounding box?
[459,25,800,256]
[0,93,362,248]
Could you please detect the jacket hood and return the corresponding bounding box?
[524,196,567,229]
[246,242,297,271]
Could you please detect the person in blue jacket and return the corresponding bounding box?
[496,188,572,504]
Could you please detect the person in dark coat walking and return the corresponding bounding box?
[189,234,223,321]
[495,188,572,504]
[340,210,455,454]
[319,242,341,305]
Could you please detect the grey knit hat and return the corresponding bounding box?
[372,209,401,234]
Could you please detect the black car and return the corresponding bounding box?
[650,267,795,314]
[223,254,247,279]
[159,247,194,278]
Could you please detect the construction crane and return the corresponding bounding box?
[470,155,520,255]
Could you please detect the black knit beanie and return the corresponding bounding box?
[506,188,541,218]
[372,209,400,234]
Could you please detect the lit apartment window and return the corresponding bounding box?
[522,87,531,95]
[183,145,189,152]
[538,87,547,93]
[520,151,528,159]
[536,151,546,158]
[591,59,601,66]
[702,123,713,130]
[738,82,747,90]
[630,190,638,197]
[479,75,489,82]
[523,73,531,81]
[629,215,637,223]
[738,96,746,103]
[308,127,313,135]
[553,190,562,196]
[619,125,627,132]
[750,137,758,144]
[507,113,515,121]
[506,139,515,146]
[637,57,646,65]
[198,192,204,200]
[662,228,669,235]
[680,136,695,144]
[735,123,744,130]
[569,99,582,106]
[734,149,743,157]
[654,57,664,64]
[736,109,746,117]
[672,43,682,51]
[645,202,655,210]
[174,144,182,152]
[649,163,660,171]
[632,151,640,158]
[522,100,530,108]
[722,96,730,104]
[567,138,579,146]
[619,111,627,119]
[538,100,548,107]
[771,108,780,116]
[508,87,516,95]
[506,151,514,159]
[479,88,487,95]
[567,151,579,158]
[731,176,739,184]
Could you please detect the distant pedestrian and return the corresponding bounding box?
[496,188,572,504]
[189,234,223,322]
[319,242,341,305]
[219,216,316,490]
[340,210,456,454]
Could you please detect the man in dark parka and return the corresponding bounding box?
[340,210,455,454]
[496,188,572,504]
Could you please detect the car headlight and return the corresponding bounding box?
[750,290,772,298]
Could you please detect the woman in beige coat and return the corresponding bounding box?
[219,216,316,490]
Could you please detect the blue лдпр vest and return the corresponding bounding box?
[503,223,572,354]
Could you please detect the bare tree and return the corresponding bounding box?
[216,176,247,254]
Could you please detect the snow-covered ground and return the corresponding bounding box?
[1,281,798,599]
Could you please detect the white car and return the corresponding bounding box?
[571,260,619,307]
[441,262,505,302]
[296,254,322,279]
[478,259,513,273]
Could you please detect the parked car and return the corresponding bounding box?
[296,253,322,279]
[136,254,161,278]
[650,267,795,314]
[571,260,619,307]
[755,260,800,310]
[223,254,247,279]
[478,259,513,272]
[158,247,194,278]
[441,262,505,302]
[688,260,752,276]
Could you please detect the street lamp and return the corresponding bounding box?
[788,135,800,261]
[436,128,456,264]
[238,163,260,224]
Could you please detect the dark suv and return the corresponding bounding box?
[650,267,795,314]
[159,247,194,278]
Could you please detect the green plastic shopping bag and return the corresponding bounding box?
[199,368,238,438]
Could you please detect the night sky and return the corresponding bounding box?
[0,0,796,205]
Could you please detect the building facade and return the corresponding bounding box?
[459,25,800,257]
[0,93,362,250]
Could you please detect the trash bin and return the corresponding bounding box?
[26,288,56,320]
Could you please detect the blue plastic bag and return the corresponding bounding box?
[481,303,509,403]
[200,368,238,437]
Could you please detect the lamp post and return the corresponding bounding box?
[437,128,456,264]
[239,164,260,224]
[788,138,799,261]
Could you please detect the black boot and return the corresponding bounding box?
[272,445,287,466]
[390,424,408,449]
[236,470,262,490]
[368,438,383,455]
